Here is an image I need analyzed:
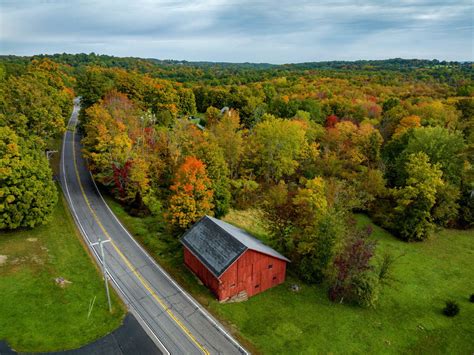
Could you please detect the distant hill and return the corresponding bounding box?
[1,53,471,70]
[1,53,472,85]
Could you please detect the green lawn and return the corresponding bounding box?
[104,197,474,354]
[0,191,125,352]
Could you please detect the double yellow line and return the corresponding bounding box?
[71,128,209,355]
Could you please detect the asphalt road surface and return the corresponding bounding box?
[60,99,247,355]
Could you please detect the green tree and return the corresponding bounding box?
[177,88,197,116]
[262,181,295,254]
[297,211,345,284]
[262,178,346,283]
[81,99,133,180]
[384,126,465,189]
[76,67,114,110]
[210,109,244,178]
[403,127,465,186]
[195,135,231,218]
[204,106,221,126]
[293,178,345,283]
[456,98,474,142]
[380,105,408,141]
[248,116,307,182]
[410,101,460,129]
[392,152,444,241]
[0,127,57,230]
[292,177,328,233]
[432,183,461,227]
[1,74,67,140]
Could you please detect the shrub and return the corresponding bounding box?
[352,271,380,308]
[329,226,377,306]
[469,294,474,303]
[443,300,460,317]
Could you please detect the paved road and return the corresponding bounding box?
[60,99,247,355]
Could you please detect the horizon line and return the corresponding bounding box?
[1,52,472,66]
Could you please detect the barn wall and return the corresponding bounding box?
[219,250,287,300]
[184,247,287,301]
[183,247,220,298]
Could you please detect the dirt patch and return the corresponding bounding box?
[30,255,44,265]
[27,238,38,242]
[8,255,45,266]
[0,255,7,265]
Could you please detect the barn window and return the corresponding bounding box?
[273,276,277,281]
[255,284,260,288]
[268,264,273,269]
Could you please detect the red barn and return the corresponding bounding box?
[181,216,290,302]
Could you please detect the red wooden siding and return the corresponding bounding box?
[183,247,287,301]
[183,247,220,296]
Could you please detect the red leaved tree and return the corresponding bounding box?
[329,225,377,306]
[325,114,339,128]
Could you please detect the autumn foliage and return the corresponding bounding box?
[167,156,214,230]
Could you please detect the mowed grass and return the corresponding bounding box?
[219,213,474,354]
[103,197,474,354]
[0,190,125,352]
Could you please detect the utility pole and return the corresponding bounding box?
[91,238,112,313]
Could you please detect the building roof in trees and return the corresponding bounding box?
[181,216,290,277]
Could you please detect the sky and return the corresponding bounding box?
[0,0,473,64]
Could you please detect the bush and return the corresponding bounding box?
[443,300,460,317]
[470,294,474,303]
[352,272,380,308]
[329,226,377,306]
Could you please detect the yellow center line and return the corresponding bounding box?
[70,127,210,355]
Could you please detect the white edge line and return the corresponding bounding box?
[60,106,170,355]
[87,146,249,354]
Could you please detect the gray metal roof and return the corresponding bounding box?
[181,216,289,278]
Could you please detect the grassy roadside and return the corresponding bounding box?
[103,195,474,354]
[0,133,125,352]
[0,189,125,352]
[102,195,259,353]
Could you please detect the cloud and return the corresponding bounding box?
[0,0,472,62]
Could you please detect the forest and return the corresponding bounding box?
[1,54,473,309]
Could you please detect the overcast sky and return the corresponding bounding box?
[0,0,472,63]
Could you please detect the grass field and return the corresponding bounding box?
[0,191,125,352]
[104,197,474,354]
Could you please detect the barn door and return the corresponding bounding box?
[251,264,261,296]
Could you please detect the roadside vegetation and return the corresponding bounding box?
[0,191,125,352]
[0,59,125,352]
[105,198,474,353]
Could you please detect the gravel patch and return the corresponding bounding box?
[0,255,7,265]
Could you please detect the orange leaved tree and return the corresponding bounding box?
[167,156,214,230]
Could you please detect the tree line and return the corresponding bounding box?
[0,59,74,229]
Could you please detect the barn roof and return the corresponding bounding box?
[181,215,290,278]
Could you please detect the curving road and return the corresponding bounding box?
[60,99,247,355]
